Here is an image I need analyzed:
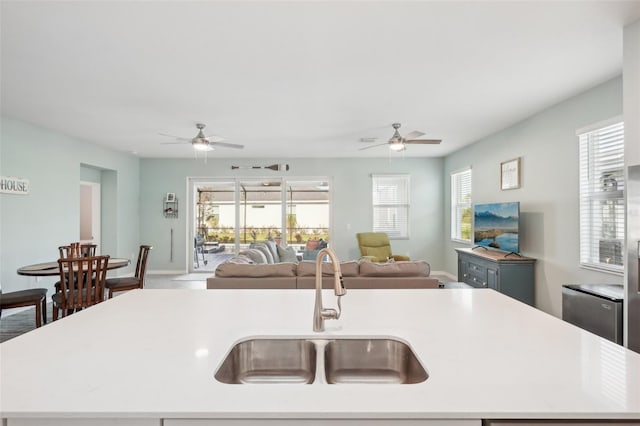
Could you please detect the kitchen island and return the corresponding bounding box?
[1,288,640,425]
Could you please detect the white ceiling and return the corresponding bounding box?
[2,1,639,159]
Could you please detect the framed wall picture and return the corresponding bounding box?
[166,192,176,202]
[501,157,521,190]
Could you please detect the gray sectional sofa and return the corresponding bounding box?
[207,257,440,290]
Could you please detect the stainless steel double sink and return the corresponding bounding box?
[215,337,428,385]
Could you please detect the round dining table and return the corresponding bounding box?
[17,258,130,277]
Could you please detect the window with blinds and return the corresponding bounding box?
[578,120,624,273]
[372,175,409,239]
[451,168,472,242]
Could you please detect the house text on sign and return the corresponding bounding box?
[0,176,30,195]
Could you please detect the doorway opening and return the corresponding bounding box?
[80,181,101,252]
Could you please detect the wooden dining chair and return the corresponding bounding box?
[105,245,152,298]
[55,243,98,292]
[0,288,48,327]
[58,243,97,258]
[52,255,110,320]
[105,245,153,299]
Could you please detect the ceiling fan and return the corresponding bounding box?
[159,123,244,152]
[359,123,441,152]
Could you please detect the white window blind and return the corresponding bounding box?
[578,120,624,273]
[451,168,472,242]
[372,175,409,238]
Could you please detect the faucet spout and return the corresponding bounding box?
[313,248,346,332]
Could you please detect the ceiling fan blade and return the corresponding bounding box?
[210,141,245,149]
[358,142,389,151]
[359,137,379,143]
[160,141,189,145]
[206,134,225,142]
[158,133,191,142]
[404,131,425,139]
[404,139,442,145]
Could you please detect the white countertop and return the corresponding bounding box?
[2,288,640,421]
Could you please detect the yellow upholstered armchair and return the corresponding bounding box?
[356,232,410,262]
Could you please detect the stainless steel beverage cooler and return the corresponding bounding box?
[562,284,624,344]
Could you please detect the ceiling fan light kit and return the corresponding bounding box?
[389,142,405,151]
[192,141,213,151]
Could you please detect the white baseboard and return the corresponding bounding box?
[148,269,187,275]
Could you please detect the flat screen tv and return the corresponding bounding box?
[473,202,520,254]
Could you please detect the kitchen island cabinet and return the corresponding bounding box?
[2,289,640,424]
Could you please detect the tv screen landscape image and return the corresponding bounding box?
[473,202,520,253]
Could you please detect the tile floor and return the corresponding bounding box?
[0,274,206,343]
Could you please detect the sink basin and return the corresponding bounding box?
[215,337,427,384]
[215,338,316,384]
[324,338,428,384]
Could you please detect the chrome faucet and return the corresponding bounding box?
[313,248,346,332]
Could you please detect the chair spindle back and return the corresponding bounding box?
[57,255,109,311]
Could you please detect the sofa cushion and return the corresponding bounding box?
[358,260,430,277]
[277,245,298,263]
[240,249,268,264]
[208,276,297,289]
[215,262,297,278]
[249,243,275,263]
[297,260,359,277]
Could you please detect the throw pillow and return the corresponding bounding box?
[317,238,328,249]
[305,239,320,250]
[264,239,280,263]
[225,255,253,264]
[277,245,298,263]
[249,242,274,263]
[239,249,268,264]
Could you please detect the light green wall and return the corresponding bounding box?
[140,157,444,272]
[443,76,624,318]
[80,164,102,183]
[0,116,140,294]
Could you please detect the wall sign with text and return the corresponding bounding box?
[0,176,30,195]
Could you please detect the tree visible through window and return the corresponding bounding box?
[578,120,624,273]
[451,168,472,242]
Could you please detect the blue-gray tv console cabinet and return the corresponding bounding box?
[455,247,536,306]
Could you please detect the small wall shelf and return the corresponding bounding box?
[164,196,178,219]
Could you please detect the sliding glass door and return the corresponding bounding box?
[194,181,235,246]
[238,180,284,247]
[189,177,331,272]
[285,180,330,253]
